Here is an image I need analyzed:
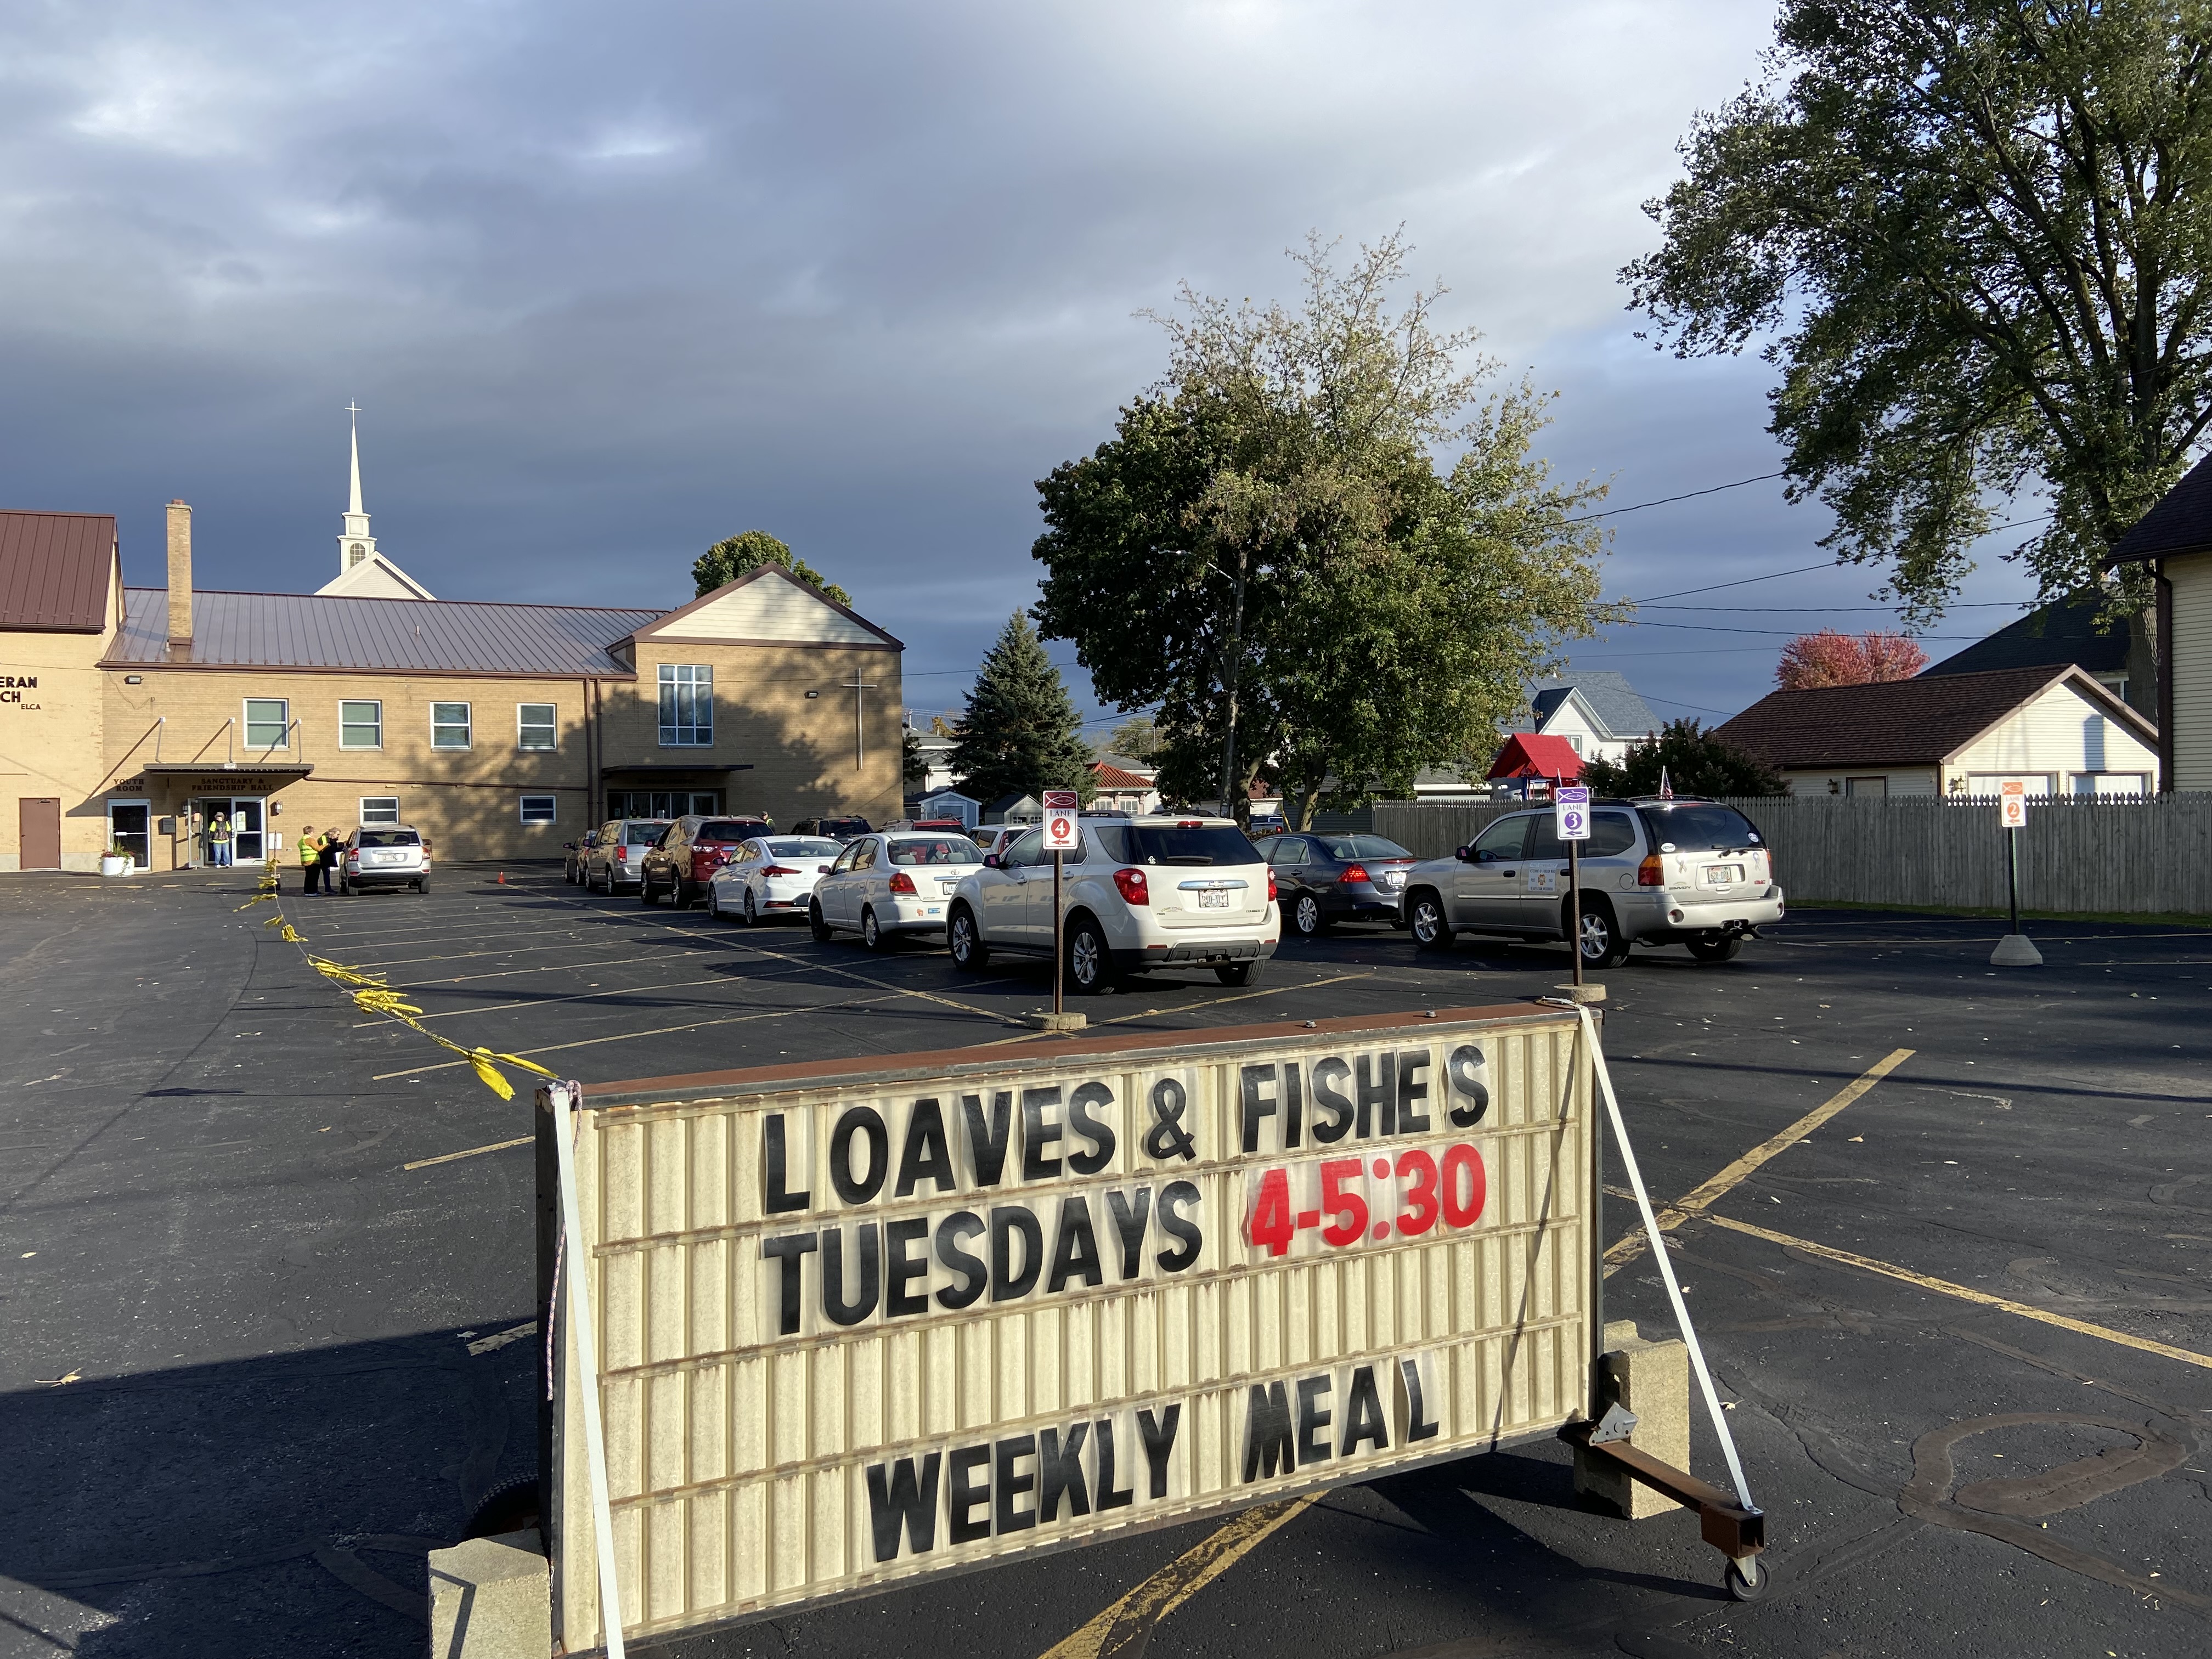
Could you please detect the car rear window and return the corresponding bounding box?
[1636,803,1764,852]
[355,830,419,848]
[1091,824,1260,866]
[696,820,771,842]
[769,838,842,858]
[624,822,672,844]
[889,836,980,865]
[1315,835,1413,861]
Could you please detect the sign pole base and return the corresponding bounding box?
[1991,934,2044,967]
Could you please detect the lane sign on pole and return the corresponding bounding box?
[1997,779,2029,830]
[1555,785,1590,842]
[1042,788,1080,851]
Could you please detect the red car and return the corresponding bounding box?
[639,815,773,907]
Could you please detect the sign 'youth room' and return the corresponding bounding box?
[543,1003,1598,1650]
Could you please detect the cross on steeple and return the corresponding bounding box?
[338,402,376,571]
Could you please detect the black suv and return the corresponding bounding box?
[791,816,872,840]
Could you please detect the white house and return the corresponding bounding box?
[2108,455,2212,791]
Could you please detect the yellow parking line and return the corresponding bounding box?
[350,963,824,1025]
[1036,1493,1320,1659]
[1710,1216,2212,1373]
[1604,1047,1914,1274]
[404,1136,532,1171]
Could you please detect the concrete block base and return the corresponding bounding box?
[1551,983,1606,1005]
[1028,1011,1088,1031]
[428,1528,549,1659]
[1575,1319,1690,1520]
[1991,933,2044,966]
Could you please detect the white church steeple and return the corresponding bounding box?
[315,403,437,600]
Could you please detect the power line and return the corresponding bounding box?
[1567,471,1787,524]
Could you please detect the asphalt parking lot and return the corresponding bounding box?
[4,864,2210,1658]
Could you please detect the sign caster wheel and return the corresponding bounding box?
[1724,1556,1768,1602]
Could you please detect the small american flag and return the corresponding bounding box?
[1657,768,1674,800]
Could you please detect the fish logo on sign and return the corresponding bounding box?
[1998,780,2029,830]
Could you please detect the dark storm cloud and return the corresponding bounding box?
[0,1,2036,731]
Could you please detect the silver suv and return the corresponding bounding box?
[947,815,1278,992]
[583,819,671,894]
[1400,796,1782,967]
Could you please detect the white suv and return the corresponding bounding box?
[947,816,1278,992]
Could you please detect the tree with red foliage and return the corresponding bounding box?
[1775,629,1928,690]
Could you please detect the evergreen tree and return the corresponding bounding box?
[693,529,851,606]
[951,614,1096,806]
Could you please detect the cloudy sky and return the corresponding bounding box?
[0,0,2043,738]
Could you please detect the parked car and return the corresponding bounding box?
[901,817,970,833]
[791,816,872,840]
[969,826,1023,860]
[562,828,597,884]
[640,816,771,907]
[704,836,844,924]
[584,819,670,894]
[1398,796,1782,968]
[947,815,1278,993]
[810,831,986,949]
[335,825,431,895]
[1255,832,1418,936]
[1246,813,1288,837]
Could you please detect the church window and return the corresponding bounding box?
[349,544,366,567]
[658,665,713,746]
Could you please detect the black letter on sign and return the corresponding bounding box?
[947,1446,992,1544]
[1137,1404,1180,1500]
[1400,1357,1441,1442]
[1046,1195,1104,1293]
[884,1217,930,1318]
[829,1105,890,1205]
[1239,1064,1278,1154]
[761,1231,818,1336]
[1396,1051,1432,1135]
[1355,1053,1396,1138]
[1339,1364,1388,1457]
[1283,1060,1304,1148]
[895,1098,956,1197]
[822,1224,880,1327]
[1296,1375,1334,1466]
[1310,1058,1353,1143]
[961,1091,1015,1187]
[994,1435,1038,1534]
[1095,1418,1134,1510]
[1039,1423,1091,1521]
[1154,1181,1202,1273]
[1066,1081,1116,1174]
[1105,1187,1150,1279]
[1446,1045,1489,1127]
[935,1211,987,1311]
[865,1453,942,1562]
[989,1205,1043,1301]
[764,1115,810,1213]
[1243,1382,1294,1481]
[1022,1086,1065,1182]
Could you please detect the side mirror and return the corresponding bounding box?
[1454,845,1471,862]
[983,854,1001,868]
[562,841,575,851]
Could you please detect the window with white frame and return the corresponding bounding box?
[517,703,558,751]
[359,796,400,826]
[431,702,472,749]
[658,664,712,746]
[519,794,557,825]
[244,698,290,749]
[338,700,383,749]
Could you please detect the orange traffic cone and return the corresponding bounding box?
[498,871,506,885]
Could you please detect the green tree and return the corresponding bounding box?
[1578,720,1785,798]
[1035,233,1616,828]
[1103,715,1164,764]
[902,726,928,787]
[1626,0,2212,618]
[949,614,1097,806]
[693,529,852,606]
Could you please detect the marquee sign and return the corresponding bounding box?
[543,1004,1597,1650]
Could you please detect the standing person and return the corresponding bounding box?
[208,811,232,868]
[298,825,325,894]
[321,828,346,895]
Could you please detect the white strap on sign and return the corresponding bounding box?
[551,1081,629,1659]
[1573,1006,1758,1513]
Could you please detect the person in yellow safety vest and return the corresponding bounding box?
[298,825,326,895]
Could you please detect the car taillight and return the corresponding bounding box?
[1113,867,1150,906]
[761,864,798,877]
[1178,820,1203,828]
[616,847,631,862]
[888,871,917,894]
[1638,854,1664,886]
[1340,862,1369,885]
[1266,869,1278,904]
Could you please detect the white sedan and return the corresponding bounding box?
[704,836,843,926]
[809,831,985,950]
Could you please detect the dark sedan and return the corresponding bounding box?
[1256,832,1419,936]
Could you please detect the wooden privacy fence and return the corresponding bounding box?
[1372,793,2212,917]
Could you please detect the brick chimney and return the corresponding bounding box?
[166,499,193,660]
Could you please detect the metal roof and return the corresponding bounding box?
[111,588,663,676]
[0,510,116,631]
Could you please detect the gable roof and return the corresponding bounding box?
[1088,761,1155,789]
[110,588,662,676]
[622,565,902,650]
[2110,451,2212,563]
[1,510,117,631]
[315,550,436,601]
[1488,732,1585,781]
[1514,672,1657,741]
[1920,591,2131,679]
[1713,665,2155,770]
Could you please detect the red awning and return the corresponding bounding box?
[1488,733,1585,781]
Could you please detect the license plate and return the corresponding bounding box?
[939,879,960,894]
[1703,864,1743,884]
[1197,889,1231,909]
[1383,870,1405,888]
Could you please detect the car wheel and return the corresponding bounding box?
[640,874,659,905]
[1214,960,1259,986]
[1291,894,1326,938]
[1577,900,1631,970]
[809,899,833,942]
[862,907,895,951]
[705,884,723,920]
[1688,934,1743,963]
[742,889,759,927]
[1065,915,1116,994]
[1407,890,1452,951]
[949,905,989,970]
[415,877,431,894]
[673,877,696,910]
